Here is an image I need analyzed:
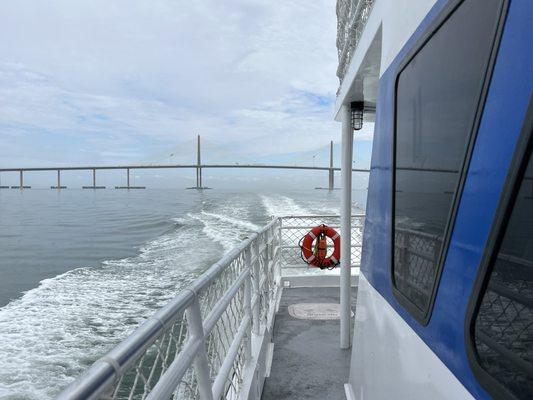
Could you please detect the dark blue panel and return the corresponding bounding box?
[360,0,533,397]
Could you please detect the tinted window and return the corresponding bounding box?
[473,147,533,399]
[393,0,502,313]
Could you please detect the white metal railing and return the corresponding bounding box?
[279,215,365,271]
[56,218,281,400]
[56,215,365,400]
[336,0,375,85]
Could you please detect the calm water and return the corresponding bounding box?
[0,188,365,399]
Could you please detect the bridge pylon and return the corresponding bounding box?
[187,135,210,190]
[315,141,337,191]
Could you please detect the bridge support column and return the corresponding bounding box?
[11,170,30,189]
[188,134,208,189]
[197,135,203,188]
[83,169,105,189]
[340,104,353,349]
[115,168,145,189]
[328,140,335,190]
[51,169,66,189]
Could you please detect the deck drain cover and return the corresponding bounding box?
[288,303,346,320]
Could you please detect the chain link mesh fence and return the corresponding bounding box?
[393,228,442,310]
[279,216,365,275]
[474,255,533,398]
[109,311,189,400]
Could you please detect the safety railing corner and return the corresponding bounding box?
[56,218,282,400]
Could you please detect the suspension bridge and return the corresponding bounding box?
[0,136,369,190]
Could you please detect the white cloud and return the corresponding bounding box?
[0,0,341,166]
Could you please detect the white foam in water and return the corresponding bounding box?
[200,211,260,233]
[261,195,309,217]
[0,204,262,400]
[262,194,363,217]
[189,209,260,253]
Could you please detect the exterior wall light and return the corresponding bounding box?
[351,101,364,131]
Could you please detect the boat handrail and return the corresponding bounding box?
[56,218,282,400]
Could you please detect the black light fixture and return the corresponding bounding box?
[350,101,364,131]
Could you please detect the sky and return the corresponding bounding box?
[0,0,373,188]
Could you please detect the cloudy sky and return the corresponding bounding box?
[0,0,373,187]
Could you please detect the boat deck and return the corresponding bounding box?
[261,286,357,400]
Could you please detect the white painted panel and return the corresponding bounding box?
[348,274,473,400]
[335,0,437,118]
[379,0,437,75]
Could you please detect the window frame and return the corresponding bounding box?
[465,98,533,400]
[391,0,508,324]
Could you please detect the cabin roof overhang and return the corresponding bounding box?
[334,0,438,122]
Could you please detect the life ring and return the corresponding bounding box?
[300,224,340,269]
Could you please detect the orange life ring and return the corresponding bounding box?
[300,224,340,269]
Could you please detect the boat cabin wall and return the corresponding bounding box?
[347,0,533,399]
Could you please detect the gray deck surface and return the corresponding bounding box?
[261,287,357,400]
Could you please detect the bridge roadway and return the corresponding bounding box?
[0,137,369,189]
[0,164,369,172]
[0,164,369,190]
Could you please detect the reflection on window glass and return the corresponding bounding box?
[393,0,502,312]
[474,147,533,399]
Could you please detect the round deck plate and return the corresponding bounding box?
[288,303,353,320]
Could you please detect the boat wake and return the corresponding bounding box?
[188,210,260,252]
[0,200,264,399]
[261,194,309,216]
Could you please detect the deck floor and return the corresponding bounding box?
[261,287,357,400]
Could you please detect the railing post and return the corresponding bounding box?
[277,218,282,281]
[186,297,213,400]
[244,244,256,342]
[269,225,275,260]
[270,225,275,269]
[244,269,253,363]
[263,231,271,310]
[19,170,23,188]
[252,239,261,335]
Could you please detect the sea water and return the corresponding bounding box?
[0,188,365,399]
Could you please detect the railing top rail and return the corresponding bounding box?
[279,214,366,219]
